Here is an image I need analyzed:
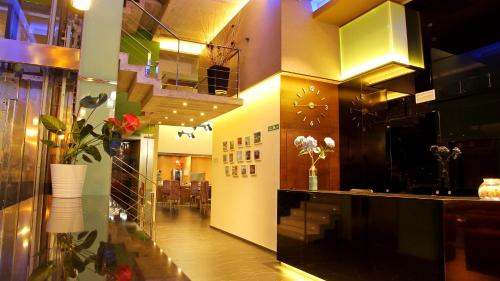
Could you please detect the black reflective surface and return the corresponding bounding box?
[277,190,500,281]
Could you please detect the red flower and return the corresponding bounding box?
[122,113,140,132]
[105,117,121,127]
[116,265,133,281]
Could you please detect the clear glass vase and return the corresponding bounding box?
[309,165,318,191]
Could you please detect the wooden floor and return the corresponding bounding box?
[154,206,295,281]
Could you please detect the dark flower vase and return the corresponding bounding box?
[207,65,230,95]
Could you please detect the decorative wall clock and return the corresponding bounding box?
[349,93,379,132]
[293,85,328,127]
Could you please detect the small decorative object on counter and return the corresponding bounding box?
[430,145,461,195]
[294,136,335,191]
[478,178,500,200]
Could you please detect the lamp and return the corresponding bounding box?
[72,0,92,11]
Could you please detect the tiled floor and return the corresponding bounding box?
[154,206,294,281]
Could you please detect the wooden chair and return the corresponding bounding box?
[156,180,170,206]
[199,181,210,214]
[189,181,200,207]
[168,181,181,211]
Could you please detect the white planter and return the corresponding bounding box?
[47,197,84,233]
[50,164,87,198]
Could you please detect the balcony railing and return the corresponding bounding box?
[122,0,240,98]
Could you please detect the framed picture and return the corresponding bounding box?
[223,154,228,163]
[237,137,243,147]
[245,136,251,146]
[245,150,252,161]
[241,165,248,176]
[232,165,239,177]
[254,131,262,144]
[237,151,243,162]
[254,150,261,161]
[225,166,230,176]
[230,140,235,151]
[229,153,234,163]
[250,164,256,176]
[223,141,228,152]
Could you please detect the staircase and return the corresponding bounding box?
[278,201,338,242]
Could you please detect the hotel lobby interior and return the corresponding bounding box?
[1,0,500,280]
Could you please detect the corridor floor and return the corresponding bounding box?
[154,206,296,281]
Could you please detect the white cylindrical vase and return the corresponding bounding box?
[50,164,87,198]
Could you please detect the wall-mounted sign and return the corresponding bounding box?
[268,124,280,132]
[415,89,436,104]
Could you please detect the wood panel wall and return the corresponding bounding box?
[280,75,340,190]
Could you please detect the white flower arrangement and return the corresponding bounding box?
[294,136,335,167]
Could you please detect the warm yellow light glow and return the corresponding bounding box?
[202,0,250,42]
[200,112,205,116]
[339,1,423,81]
[32,117,39,126]
[189,118,194,122]
[239,73,281,105]
[181,123,185,126]
[279,263,325,281]
[213,105,218,109]
[177,268,182,274]
[158,121,162,125]
[72,0,92,11]
[18,226,30,236]
[164,116,169,120]
[386,90,409,101]
[25,127,38,138]
[182,102,188,106]
[159,38,206,55]
[362,63,415,86]
[22,239,29,248]
[58,134,65,140]
[173,110,177,114]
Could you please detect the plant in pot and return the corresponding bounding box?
[40,93,140,198]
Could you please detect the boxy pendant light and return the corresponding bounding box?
[339,1,424,85]
[72,0,92,11]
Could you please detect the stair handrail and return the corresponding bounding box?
[112,156,158,187]
[127,0,179,40]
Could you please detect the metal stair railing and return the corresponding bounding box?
[110,156,157,240]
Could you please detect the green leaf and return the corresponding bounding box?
[71,252,86,273]
[41,139,57,147]
[82,154,92,163]
[80,93,108,109]
[40,115,65,133]
[28,263,54,281]
[74,230,97,251]
[80,124,95,140]
[84,146,102,162]
[77,231,89,240]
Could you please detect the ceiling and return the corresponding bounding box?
[156,0,249,42]
[313,0,410,26]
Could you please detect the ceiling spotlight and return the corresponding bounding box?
[164,116,169,120]
[200,112,205,116]
[177,130,196,139]
[213,105,218,109]
[72,0,92,11]
[182,102,188,106]
[189,118,194,122]
[158,121,162,124]
[181,123,185,126]
[192,123,213,132]
[173,110,177,114]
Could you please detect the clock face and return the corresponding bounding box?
[293,85,328,127]
[349,93,380,132]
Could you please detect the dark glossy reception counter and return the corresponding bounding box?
[277,189,500,281]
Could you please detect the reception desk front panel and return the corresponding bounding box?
[277,190,500,281]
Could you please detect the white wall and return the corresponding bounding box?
[211,74,281,251]
[157,125,213,155]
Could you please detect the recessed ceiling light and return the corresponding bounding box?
[190,118,194,122]
[200,112,205,116]
[181,123,185,126]
[182,102,188,106]
[213,105,218,109]
[158,121,162,125]
[173,110,177,114]
[164,116,169,120]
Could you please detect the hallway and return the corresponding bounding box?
[154,206,294,281]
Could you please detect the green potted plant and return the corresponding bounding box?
[40,93,140,198]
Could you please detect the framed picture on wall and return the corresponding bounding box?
[254,150,261,161]
[245,136,251,146]
[254,132,262,144]
[225,166,230,176]
[241,165,248,176]
[223,141,228,152]
[229,153,234,163]
[245,150,252,161]
[232,165,239,177]
[230,140,235,151]
[237,151,243,162]
[237,137,243,147]
[223,154,228,163]
[250,164,256,176]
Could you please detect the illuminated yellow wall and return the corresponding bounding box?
[340,1,416,80]
[211,74,281,251]
[281,0,341,81]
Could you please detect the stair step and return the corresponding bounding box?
[301,202,339,212]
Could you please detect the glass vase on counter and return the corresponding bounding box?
[478,178,500,200]
[309,165,318,191]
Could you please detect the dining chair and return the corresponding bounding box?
[169,181,181,211]
[200,181,210,214]
[189,181,200,207]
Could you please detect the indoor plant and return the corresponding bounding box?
[41,93,140,198]
[430,145,462,194]
[294,136,336,191]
